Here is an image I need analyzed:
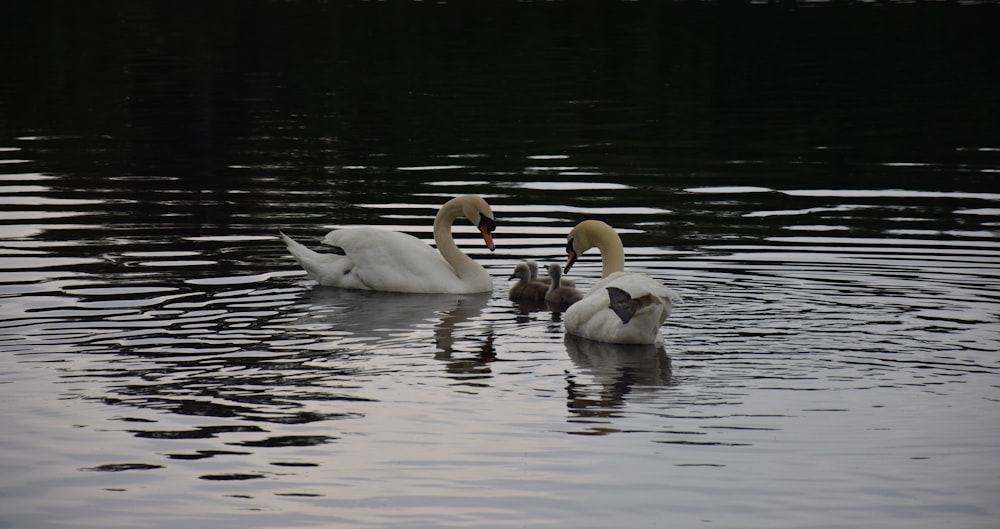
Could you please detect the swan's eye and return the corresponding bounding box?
[479,215,496,233]
[565,237,575,254]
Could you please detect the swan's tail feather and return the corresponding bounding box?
[280,232,348,284]
[280,232,319,263]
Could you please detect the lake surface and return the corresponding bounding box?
[2,2,999,528]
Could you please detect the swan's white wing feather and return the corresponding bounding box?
[281,195,494,294]
[564,272,680,345]
[591,271,682,312]
[283,228,488,293]
[323,228,464,292]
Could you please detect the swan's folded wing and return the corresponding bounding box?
[588,272,681,317]
[564,290,664,345]
[591,272,680,300]
[323,227,459,292]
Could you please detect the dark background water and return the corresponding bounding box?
[2,1,998,181]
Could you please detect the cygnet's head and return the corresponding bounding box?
[508,262,531,282]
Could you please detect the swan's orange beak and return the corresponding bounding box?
[478,215,496,252]
[480,225,495,252]
[564,238,578,273]
[564,250,577,273]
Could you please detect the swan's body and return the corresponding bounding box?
[508,262,548,302]
[527,260,575,288]
[281,195,496,294]
[562,220,681,345]
[545,263,583,306]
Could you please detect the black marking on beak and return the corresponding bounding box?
[564,237,578,273]
[478,214,497,233]
[478,215,496,252]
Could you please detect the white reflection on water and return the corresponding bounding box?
[397,165,471,171]
[686,186,773,193]
[782,188,1000,200]
[290,286,492,349]
[506,181,634,191]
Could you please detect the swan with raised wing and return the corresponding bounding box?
[562,220,681,344]
[280,195,496,294]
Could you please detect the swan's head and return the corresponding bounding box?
[564,219,615,273]
[458,195,496,252]
[508,262,531,282]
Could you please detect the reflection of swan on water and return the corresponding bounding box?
[298,287,496,380]
[300,287,491,352]
[431,292,492,359]
[563,333,672,417]
[505,296,576,326]
[280,195,497,293]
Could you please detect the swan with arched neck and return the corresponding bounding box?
[562,220,681,344]
[281,195,496,294]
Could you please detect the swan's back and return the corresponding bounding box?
[283,228,491,293]
[564,272,681,345]
[281,194,496,294]
[325,228,452,291]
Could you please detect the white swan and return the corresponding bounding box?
[508,262,548,302]
[280,195,496,294]
[562,220,681,345]
[544,263,583,306]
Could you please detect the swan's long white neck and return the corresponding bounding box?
[588,223,626,278]
[433,198,479,279]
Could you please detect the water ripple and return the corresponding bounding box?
[2,167,999,529]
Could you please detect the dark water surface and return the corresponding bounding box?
[2,2,999,528]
